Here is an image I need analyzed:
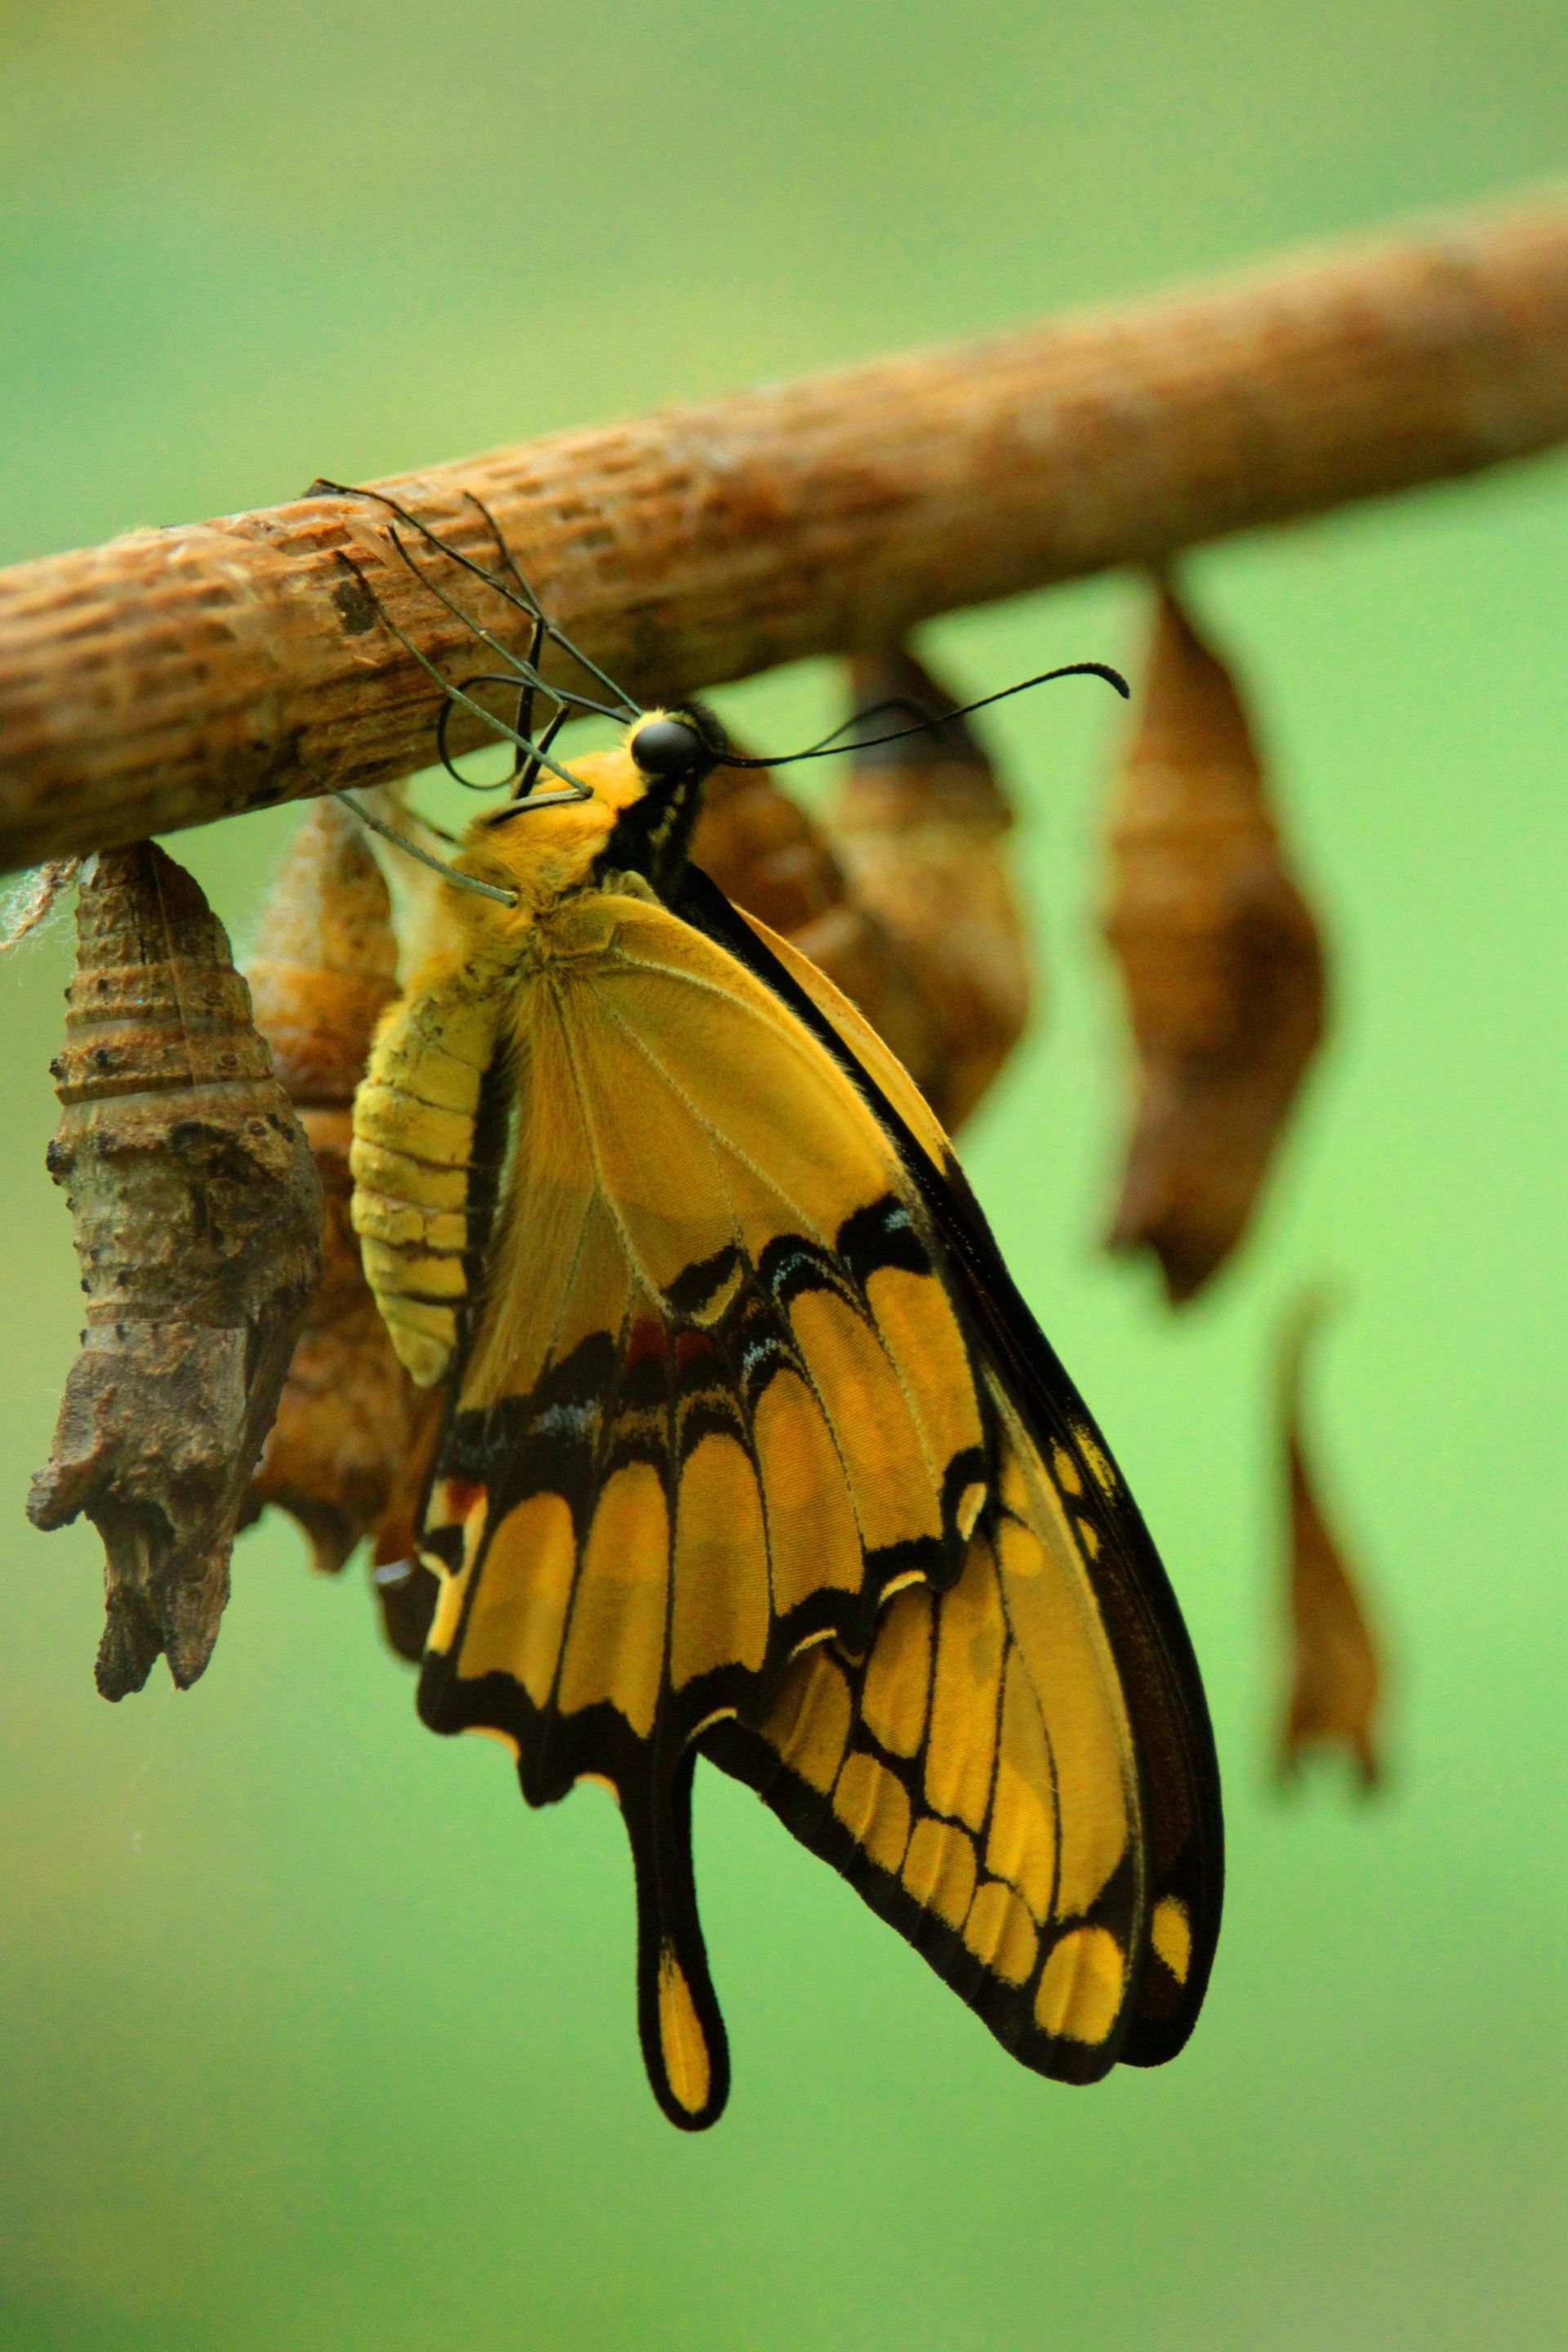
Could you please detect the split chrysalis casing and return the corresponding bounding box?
[30,843,323,1697]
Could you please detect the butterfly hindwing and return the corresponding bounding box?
[707,1368,1148,2078]
[679,869,1223,2067]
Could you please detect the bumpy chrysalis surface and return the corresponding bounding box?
[29,843,323,1698]
[1104,582,1326,1301]
[243,799,442,1650]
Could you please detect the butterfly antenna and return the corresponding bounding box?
[492,707,574,816]
[724,662,1132,769]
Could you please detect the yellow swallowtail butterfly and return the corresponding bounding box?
[331,486,1223,2128]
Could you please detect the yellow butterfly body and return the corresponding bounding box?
[350,710,1222,2128]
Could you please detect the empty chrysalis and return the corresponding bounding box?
[1103,578,1326,1302]
[242,798,443,1657]
[1276,1292,1386,1789]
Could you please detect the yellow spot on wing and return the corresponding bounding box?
[658,1945,712,2119]
[962,1879,1040,1984]
[753,1370,862,1614]
[560,1463,670,1739]
[863,1262,983,1481]
[457,1489,577,1707]
[787,1289,941,1555]
[671,1435,768,1688]
[995,1508,1129,1916]
[427,1562,470,1655]
[986,1650,1058,1922]
[772,1652,853,1793]
[901,1817,978,1928]
[924,1542,1004,1833]
[467,1724,521,1759]
[861,1584,933,1759]
[1151,1895,1193,1985]
[1073,1427,1118,1498]
[831,1751,912,1876]
[1034,1926,1125,2045]
[956,1481,987,1540]
[1051,1443,1083,1496]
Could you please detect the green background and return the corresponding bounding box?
[2,2,1566,2345]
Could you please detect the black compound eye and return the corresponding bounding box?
[630,715,704,778]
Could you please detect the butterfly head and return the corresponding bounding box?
[611,701,730,890]
[453,702,728,913]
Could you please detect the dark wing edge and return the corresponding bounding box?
[677,863,1224,2064]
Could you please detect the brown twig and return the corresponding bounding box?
[3,189,1568,873]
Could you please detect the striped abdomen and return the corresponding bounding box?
[350,969,506,1386]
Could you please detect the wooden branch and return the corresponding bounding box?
[5,187,1568,875]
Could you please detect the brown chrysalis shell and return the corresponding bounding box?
[243,798,441,1657]
[1104,582,1326,1301]
[690,743,934,1102]
[29,842,323,1699]
[1277,1295,1385,1787]
[832,645,1031,1134]
[691,648,1031,1137]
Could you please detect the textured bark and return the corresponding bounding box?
[3,190,1568,871]
[1277,1297,1385,1787]
[241,799,442,1646]
[29,844,323,1697]
[1103,582,1325,1300]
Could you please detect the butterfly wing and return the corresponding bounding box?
[415,885,991,2125]
[413,872,1218,2124]
[706,1373,1150,2077]
[680,868,1223,2069]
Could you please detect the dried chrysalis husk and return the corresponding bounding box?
[243,799,441,1655]
[1104,582,1326,1300]
[692,656,1031,1138]
[29,843,323,1698]
[1277,1294,1384,1788]
[830,645,1031,1134]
